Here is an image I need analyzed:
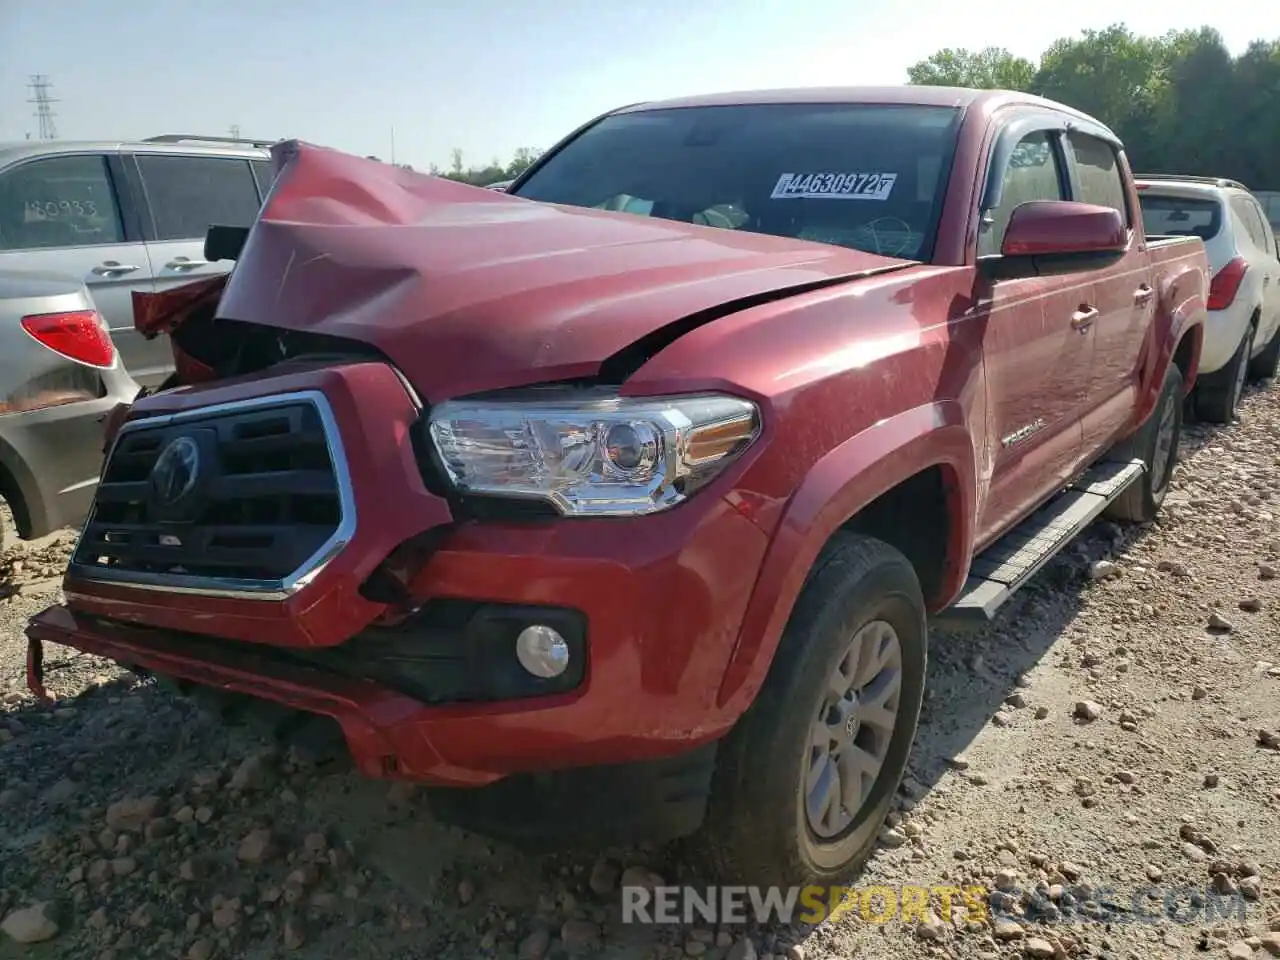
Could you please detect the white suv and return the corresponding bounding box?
[1136,175,1280,423]
[0,134,277,390]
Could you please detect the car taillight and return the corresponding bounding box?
[20,310,115,368]
[1207,257,1248,311]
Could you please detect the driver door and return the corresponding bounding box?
[975,129,1095,548]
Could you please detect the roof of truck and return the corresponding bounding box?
[618,85,1100,120]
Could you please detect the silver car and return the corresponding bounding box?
[0,270,139,547]
[0,134,278,390]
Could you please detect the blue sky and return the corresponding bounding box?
[2,0,1278,170]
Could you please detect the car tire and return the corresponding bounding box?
[1246,320,1280,382]
[1104,364,1183,524]
[695,533,927,888]
[1196,318,1256,424]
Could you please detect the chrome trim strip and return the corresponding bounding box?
[67,390,357,601]
[387,362,424,412]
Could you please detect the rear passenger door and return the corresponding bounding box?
[1062,131,1150,456]
[1254,202,1280,344]
[128,152,267,385]
[0,152,155,355]
[1233,195,1280,348]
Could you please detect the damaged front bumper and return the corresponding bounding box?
[27,603,486,783]
[26,602,729,844]
[24,345,772,840]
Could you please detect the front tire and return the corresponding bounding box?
[1197,318,1255,423]
[695,534,927,887]
[1105,363,1183,523]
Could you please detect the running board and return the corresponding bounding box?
[932,458,1145,628]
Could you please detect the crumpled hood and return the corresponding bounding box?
[216,141,912,400]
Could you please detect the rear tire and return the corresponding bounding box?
[1247,321,1280,382]
[1196,318,1255,423]
[694,534,927,888]
[1105,364,1183,523]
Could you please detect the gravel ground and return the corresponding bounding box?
[3,384,1279,960]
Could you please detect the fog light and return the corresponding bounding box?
[515,624,570,678]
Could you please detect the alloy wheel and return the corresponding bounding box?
[803,619,902,839]
[1151,389,1178,495]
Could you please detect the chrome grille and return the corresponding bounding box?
[70,391,354,598]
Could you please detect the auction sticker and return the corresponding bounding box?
[770,172,897,201]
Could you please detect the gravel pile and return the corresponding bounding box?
[3,383,1279,960]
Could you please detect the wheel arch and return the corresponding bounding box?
[1137,258,1207,417]
[715,401,977,716]
[0,434,40,539]
[1172,320,1202,395]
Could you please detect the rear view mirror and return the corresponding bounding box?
[204,225,249,263]
[982,200,1127,280]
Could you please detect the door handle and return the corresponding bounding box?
[1134,284,1154,303]
[91,261,141,276]
[1071,306,1099,331]
[164,258,210,271]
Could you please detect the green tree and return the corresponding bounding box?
[431,147,545,186]
[1228,40,1280,187]
[1159,29,1236,176]
[909,23,1280,189]
[506,147,542,178]
[1032,24,1169,150]
[906,47,1035,90]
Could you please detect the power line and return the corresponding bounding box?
[27,74,59,140]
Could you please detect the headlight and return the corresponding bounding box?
[427,389,760,516]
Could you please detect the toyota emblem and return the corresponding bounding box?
[149,435,201,507]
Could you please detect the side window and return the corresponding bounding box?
[1262,194,1280,235]
[0,155,125,251]
[1258,203,1278,257]
[1234,197,1271,254]
[1068,134,1129,225]
[1226,202,1252,252]
[250,160,277,201]
[135,155,262,241]
[978,132,1065,258]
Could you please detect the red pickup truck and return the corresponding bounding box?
[29,86,1207,887]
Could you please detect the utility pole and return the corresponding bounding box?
[390,127,396,166]
[230,124,241,140]
[27,74,59,141]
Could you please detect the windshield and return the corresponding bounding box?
[1137,192,1222,240]
[512,103,962,262]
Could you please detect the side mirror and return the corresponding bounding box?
[981,200,1127,280]
[204,225,250,263]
